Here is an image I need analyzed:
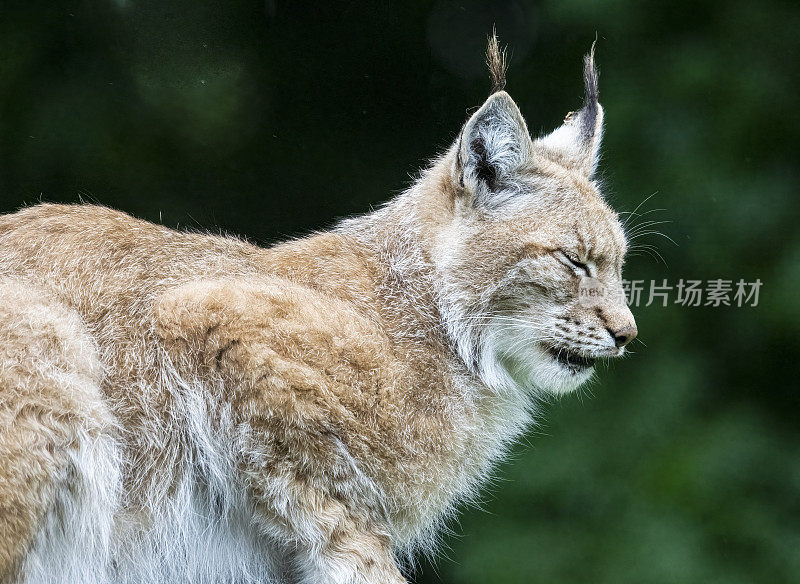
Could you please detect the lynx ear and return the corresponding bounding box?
[455,91,532,206]
[536,45,603,178]
[453,33,532,207]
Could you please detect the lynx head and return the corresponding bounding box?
[432,36,636,395]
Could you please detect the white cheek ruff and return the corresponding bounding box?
[479,318,594,396]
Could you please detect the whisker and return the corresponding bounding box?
[621,191,659,229]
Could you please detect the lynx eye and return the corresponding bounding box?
[558,250,589,275]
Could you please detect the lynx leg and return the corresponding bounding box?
[0,279,120,584]
[248,467,406,584]
[295,522,406,584]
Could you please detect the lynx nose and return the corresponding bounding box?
[611,324,638,347]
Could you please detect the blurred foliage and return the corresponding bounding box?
[1,1,799,582]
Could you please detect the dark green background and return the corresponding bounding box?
[1,1,798,582]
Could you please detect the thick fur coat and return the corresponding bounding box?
[0,38,636,583]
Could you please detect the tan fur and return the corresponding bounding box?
[0,38,635,584]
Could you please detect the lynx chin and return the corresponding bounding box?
[0,35,636,584]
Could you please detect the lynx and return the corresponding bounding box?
[0,36,636,584]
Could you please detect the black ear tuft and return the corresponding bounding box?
[535,42,605,177]
[580,41,600,140]
[486,30,508,95]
